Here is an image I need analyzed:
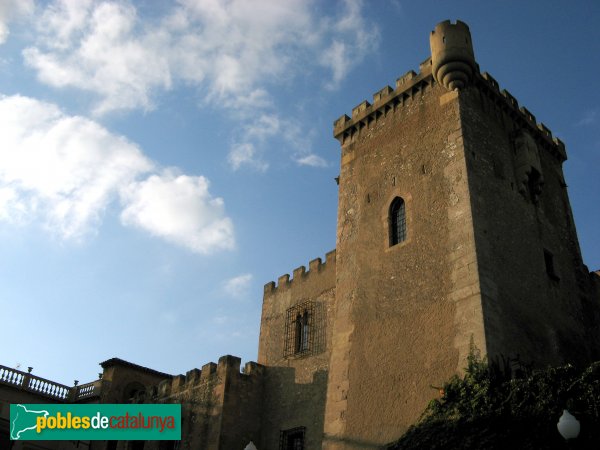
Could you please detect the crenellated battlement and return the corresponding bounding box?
[264,249,336,296]
[157,355,264,398]
[333,58,566,162]
[476,72,567,161]
[333,61,434,144]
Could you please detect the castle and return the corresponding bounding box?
[2,20,600,450]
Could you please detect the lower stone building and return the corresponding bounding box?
[3,20,600,450]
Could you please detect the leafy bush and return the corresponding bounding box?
[387,348,600,449]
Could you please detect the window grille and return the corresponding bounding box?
[279,426,306,450]
[284,301,324,358]
[389,197,407,246]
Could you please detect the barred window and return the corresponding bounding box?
[284,301,324,358]
[280,427,305,450]
[389,197,407,246]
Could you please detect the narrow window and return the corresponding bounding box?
[294,310,310,354]
[544,249,559,280]
[527,167,543,203]
[280,427,306,450]
[389,197,407,246]
[301,310,310,352]
[294,313,303,353]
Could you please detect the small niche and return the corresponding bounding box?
[544,249,560,281]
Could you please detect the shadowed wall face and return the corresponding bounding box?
[457,77,599,367]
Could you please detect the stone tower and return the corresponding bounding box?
[322,19,600,448]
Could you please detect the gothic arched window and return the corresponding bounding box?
[389,197,407,246]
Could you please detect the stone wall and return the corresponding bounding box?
[459,72,600,366]
[149,355,263,450]
[260,367,328,449]
[324,61,484,448]
[322,39,600,449]
[258,250,337,448]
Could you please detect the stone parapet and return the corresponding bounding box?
[264,250,336,296]
[157,356,264,398]
[333,63,434,144]
[333,59,566,163]
[476,72,567,162]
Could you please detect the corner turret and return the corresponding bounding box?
[430,20,477,91]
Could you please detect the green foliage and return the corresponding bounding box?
[388,349,600,449]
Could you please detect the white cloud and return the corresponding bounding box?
[222,273,253,299]
[20,0,378,170]
[24,1,172,114]
[0,186,26,223]
[576,109,598,127]
[173,0,315,101]
[295,154,329,168]
[320,41,350,88]
[23,0,378,115]
[35,0,92,50]
[231,114,326,171]
[245,114,280,141]
[320,0,380,89]
[0,94,235,253]
[22,0,306,114]
[0,0,34,45]
[120,170,234,254]
[228,143,268,172]
[0,94,153,239]
[225,114,280,170]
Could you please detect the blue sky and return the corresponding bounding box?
[1,0,599,386]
